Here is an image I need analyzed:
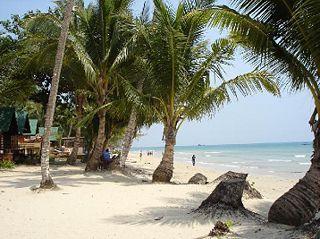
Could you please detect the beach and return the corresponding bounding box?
[0,152,311,239]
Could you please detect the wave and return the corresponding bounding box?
[232,161,246,164]
[299,162,311,165]
[176,152,193,155]
[268,159,292,162]
[217,164,240,168]
[246,166,259,169]
[198,162,214,165]
[204,151,222,154]
[295,155,306,158]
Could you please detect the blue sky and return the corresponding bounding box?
[0,0,314,147]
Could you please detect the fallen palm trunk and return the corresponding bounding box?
[212,171,263,199]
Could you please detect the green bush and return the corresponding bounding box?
[0,160,15,169]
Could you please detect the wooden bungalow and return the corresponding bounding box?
[19,119,41,155]
[0,108,31,161]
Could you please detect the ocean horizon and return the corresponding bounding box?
[133,141,313,179]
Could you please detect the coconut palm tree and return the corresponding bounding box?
[69,0,138,171]
[209,0,320,226]
[39,0,74,188]
[145,0,280,183]
[29,0,136,171]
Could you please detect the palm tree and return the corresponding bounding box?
[40,0,74,188]
[210,0,320,226]
[29,0,136,171]
[69,0,137,171]
[120,3,152,167]
[145,0,280,183]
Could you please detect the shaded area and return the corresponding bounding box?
[104,192,304,239]
[0,164,152,189]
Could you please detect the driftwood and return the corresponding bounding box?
[212,171,263,199]
[188,173,208,184]
[196,174,258,219]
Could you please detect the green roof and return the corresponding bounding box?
[0,107,17,133]
[23,119,38,136]
[38,127,59,141]
[16,111,31,134]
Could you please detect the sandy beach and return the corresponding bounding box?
[0,153,309,239]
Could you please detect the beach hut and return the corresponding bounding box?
[16,111,31,143]
[0,107,29,160]
[19,119,41,155]
[23,119,38,137]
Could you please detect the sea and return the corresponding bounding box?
[133,142,313,179]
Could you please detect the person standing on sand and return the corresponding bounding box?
[192,155,196,166]
[139,150,142,161]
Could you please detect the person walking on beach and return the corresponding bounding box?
[139,150,143,161]
[192,155,196,166]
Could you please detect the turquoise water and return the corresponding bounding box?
[133,142,313,179]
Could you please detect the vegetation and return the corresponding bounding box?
[146,0,279,182]
[0,160,15,169]
[212,0,320,226]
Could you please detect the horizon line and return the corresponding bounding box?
[132,140,312,149]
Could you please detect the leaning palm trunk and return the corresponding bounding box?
[268,126,320,226]
[85,108,106,171]
[120,110,137,167]
[120,79,144,167]
[40,0,74,188]
[152,125,176,182]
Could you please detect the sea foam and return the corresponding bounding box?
[294,155,306,158]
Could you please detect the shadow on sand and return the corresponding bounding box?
[103,192,299,239]
[0,164,152,189]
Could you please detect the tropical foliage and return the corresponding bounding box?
[144,0,279,182]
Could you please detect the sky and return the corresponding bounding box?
[0,0,314,147]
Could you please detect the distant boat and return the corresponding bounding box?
[197,144,205,147]
[301,143,311,146]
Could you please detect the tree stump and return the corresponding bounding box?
[196,175,258,219]
[188,173,208,184]
[212,171,263,199]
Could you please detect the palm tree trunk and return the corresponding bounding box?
[152,125,176,183]
[268,130,320,226]
[120,110,137,167]
[85,108,106,171]
[67,126,81,165]
[40,0,74,189]
[120,78,144,167]
[67,93,84,165]
[68,124,73,137]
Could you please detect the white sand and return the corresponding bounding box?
[0,153,308,239]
